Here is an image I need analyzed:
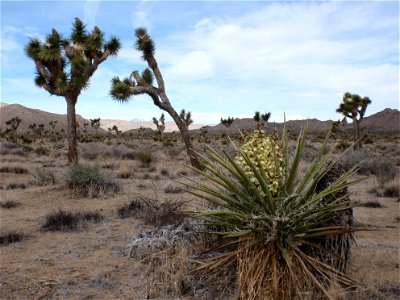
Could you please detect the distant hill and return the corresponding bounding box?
[199,108,400,134]
[0,104,105,134]
[101,119,205,133]
[0,103,398,135]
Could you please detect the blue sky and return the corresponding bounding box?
[1,1,399,124]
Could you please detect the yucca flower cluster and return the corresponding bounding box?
[235,131,285,196]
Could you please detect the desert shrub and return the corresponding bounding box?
[136,150,153,167]
[0,166,28,174]
[6,183,27,190]
[80,143,133,161]
[302,144,319,162]
[34,146,49,156]
[117,199,142,219]
[65,164,121,197]
[340,148,374,171]
[160,168,169,176]
[360,201,383,208]
[119,196,186,227]
[0,200,19,209]
[164,185,183,194]
[383,184,400,198]
[0,142,31,156]
[118,169,134,179]
[33,167,56,186]
[0,231,25,246]
[41,209,104,232]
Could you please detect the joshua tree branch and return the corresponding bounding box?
[35,61,52,81]
[146,55,165,93]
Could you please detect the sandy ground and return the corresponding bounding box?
[0,137,399,299]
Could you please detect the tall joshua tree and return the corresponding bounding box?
[336,92,371,149]
[25,18,120,164]
[110,27,201,169]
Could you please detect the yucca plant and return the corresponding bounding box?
[179,126,364,299]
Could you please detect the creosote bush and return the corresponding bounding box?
[65,164,121,197]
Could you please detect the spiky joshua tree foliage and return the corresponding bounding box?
[110,27,201,169]
[180,126,362,299]
[25,18,120,163]
[336,92,371,150]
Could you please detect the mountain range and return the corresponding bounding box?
[0,102,399,134]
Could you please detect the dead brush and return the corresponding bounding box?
[0,200,19,209]
[117,195,187,227]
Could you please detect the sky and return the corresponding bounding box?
[1,0,399,125]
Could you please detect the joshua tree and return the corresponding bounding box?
[90,118,101,135]
[180,109,193,128]
[5,117,21,143]
[153,113,166,141]
[110,28,201,169]
[25,18,120,163]
[49,120,58,129]
[336,92,371,149]
[220,116,234,132]
[254,111,271,131]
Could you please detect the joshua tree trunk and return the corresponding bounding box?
[66,95,78,164]
[164,105,201,169]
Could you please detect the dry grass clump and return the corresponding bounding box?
[360,201,384,208]
[64,164,121,197]
[164,184,183,194]
[41,209,104,232]
[0,231,26,246]
[0,165,28,174]
[0,142,32,156]
[0,200,20,209]
[6,182,27,190]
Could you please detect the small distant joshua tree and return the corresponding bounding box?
[5,117,21,143]
[49,120,58,130]
[220,116,234,130]
[254,111,271,131]
[336,92,371,149]
[110,27,201,169]
[90,118,101,135]
[153,113,166,142]
[180,109,193,128]
[138,126,145,142]
[25,17,120,163]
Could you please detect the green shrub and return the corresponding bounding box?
[33,167,56,186]
[65,164,121,197]
[34,146,49,156]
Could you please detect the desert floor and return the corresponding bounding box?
[0,134,399,299]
